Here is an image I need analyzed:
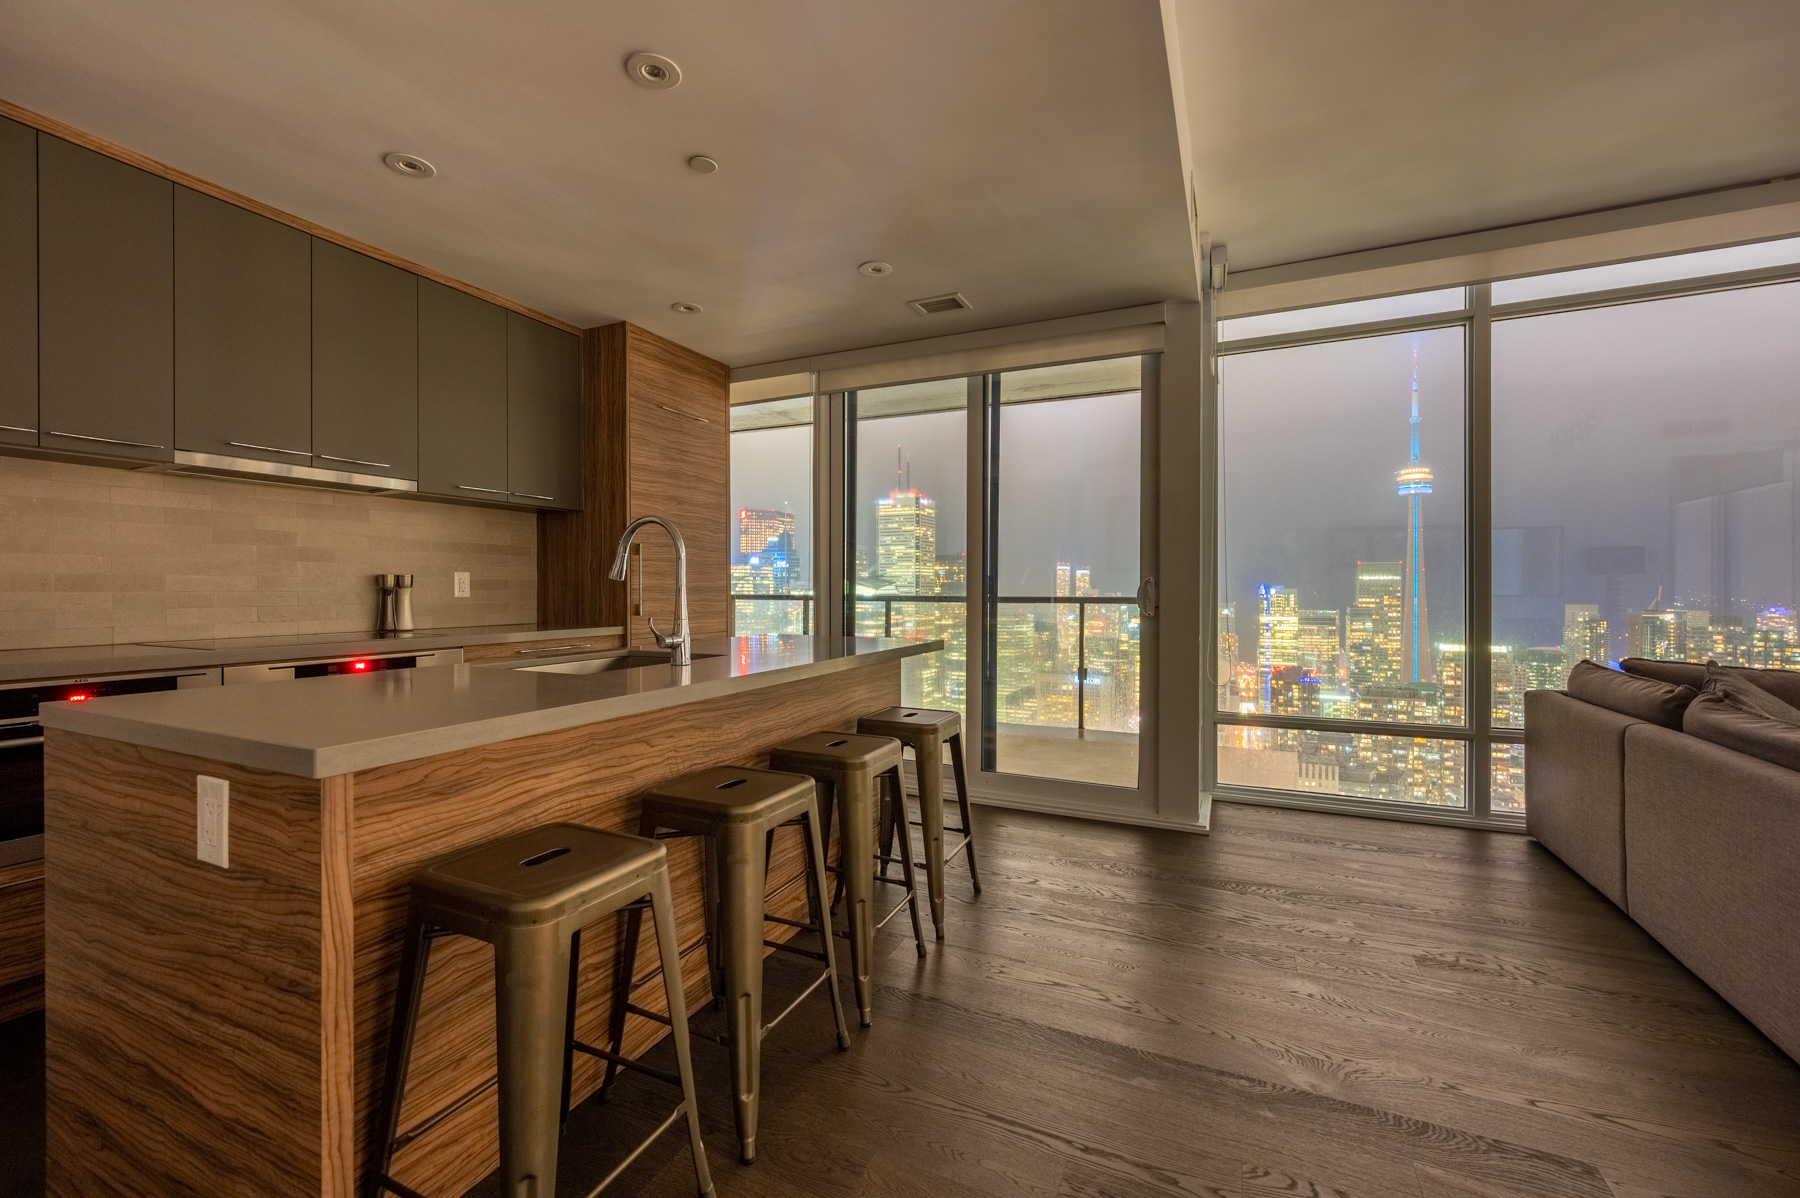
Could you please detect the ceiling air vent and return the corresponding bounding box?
[908,292,972,316]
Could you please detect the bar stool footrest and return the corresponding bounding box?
[372,1173,437,1198]
[622,1001,674,1027]
[763,968,837,1038]
[390,1075,497,1153]
[572,1039,683,1089]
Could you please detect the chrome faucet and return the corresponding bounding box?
[609,515,690,666]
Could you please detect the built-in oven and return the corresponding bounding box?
[219,646,463,684]
[0,667,222,864]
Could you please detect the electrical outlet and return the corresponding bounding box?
[197,775,229,868]
[453,571,471,598]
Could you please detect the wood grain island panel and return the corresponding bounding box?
[44,652,902,1198]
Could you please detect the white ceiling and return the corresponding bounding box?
[1167,0,1800,274]
[0,0,1196,367]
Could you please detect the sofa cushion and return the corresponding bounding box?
[1684,690,1800,773]
[1566,659,1696,728]
[1624,657,1800,708]
[1703,662,1800,726]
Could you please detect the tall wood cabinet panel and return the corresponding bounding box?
[37,134,173,463]
[0,118,34,448]
[311,238,417,479]
[418,280,508,498]
[539,322,728,639]
[506,312,581,510]
[174,187,312,465]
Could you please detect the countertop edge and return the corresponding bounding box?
[44,639,940,779]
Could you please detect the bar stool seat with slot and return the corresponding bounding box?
[609,765,850,1165]
[856,707,982,940]
[768,731,927,1025]
[367,823,713,1198]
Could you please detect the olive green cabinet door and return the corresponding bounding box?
[0,118,34,448]
[174,187,312,466]
[418,280,509,500]
[311,238,417,480]
[506,313,581,510]
[37,134,174,463]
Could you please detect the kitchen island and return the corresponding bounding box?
[38,635,939,1198]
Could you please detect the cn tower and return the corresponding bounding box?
[1395,343,1433,683]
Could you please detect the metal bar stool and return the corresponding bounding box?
[606,765,850,1164]
[368,823,713,1198]
[857,707,982,940]
[769,731,928,1025]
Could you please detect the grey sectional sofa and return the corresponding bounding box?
[1524,662,1800,1063]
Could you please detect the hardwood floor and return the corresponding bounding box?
[6,800,1800,1197]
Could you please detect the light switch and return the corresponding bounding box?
[197,775,229,868]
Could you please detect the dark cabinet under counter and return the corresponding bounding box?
[174,187,313,466]
[37,134,174,464]
[312,238,418,482]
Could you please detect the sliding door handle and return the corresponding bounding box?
[1136,576,1158,618]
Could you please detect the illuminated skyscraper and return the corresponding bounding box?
[1395,344,1434,683]
[875,489,937,593]
[1296,609,1342,684]
[1562,604,1608,681]
[1055,563,1074,597]
[1257,585,1298,709]
[1347,562,1403,688]
[737,508,795,558]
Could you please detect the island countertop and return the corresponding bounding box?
[39,635,940,778]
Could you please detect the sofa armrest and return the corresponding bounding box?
[1524,690,1640,909]
[1625,723,1800,1063]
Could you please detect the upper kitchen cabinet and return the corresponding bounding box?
[174,187,312,466]
[37,135,173,463]
[311,239,417,480]
[0,118,34,448]
[418,280,508,500]
[506,311,581,510]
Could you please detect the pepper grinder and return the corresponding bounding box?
[374,574,399,634]
[393,574,415,633]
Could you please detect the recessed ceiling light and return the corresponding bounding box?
[383,152,435,179]
[671,302,703,314]
[859,261,893,277]
[626,52,682,90]
[688,156,719,174]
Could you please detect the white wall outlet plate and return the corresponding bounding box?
[453,571,471,598]
[197,774,229,868]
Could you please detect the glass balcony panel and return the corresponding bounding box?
[730,397,812,620]
[992,602,1139,789]
[1216,725,1467,809]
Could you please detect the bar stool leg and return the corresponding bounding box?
[948,733,982,894]
[367,916,432,1198]
[649,866,716,1197]
[913,733,949,940]
[883,768,929,958]
[598,901,644,1104]
[838,773,877,1026]
[717,820,767,1163]
[802,804,854,1050]
[493,922,574,1198]
[559,928,582,1132]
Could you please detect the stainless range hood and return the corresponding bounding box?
[164,450,418,495]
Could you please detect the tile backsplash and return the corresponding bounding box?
[0,455,536,649]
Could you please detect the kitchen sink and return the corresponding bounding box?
[513,650,720,675]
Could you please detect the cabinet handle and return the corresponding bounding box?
[512,492,554,502]
[227,441,311,457]
[658,404,711,424]
[0,424,35,434]
[455,485,510,494]
[516,643,581,655]
[47,430,165,450]
[318,453,392,469]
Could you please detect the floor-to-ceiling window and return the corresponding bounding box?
[1211,234,1800,825]
[987,358,1145,788]
[846,378,971,719]
[729,396,813,634]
